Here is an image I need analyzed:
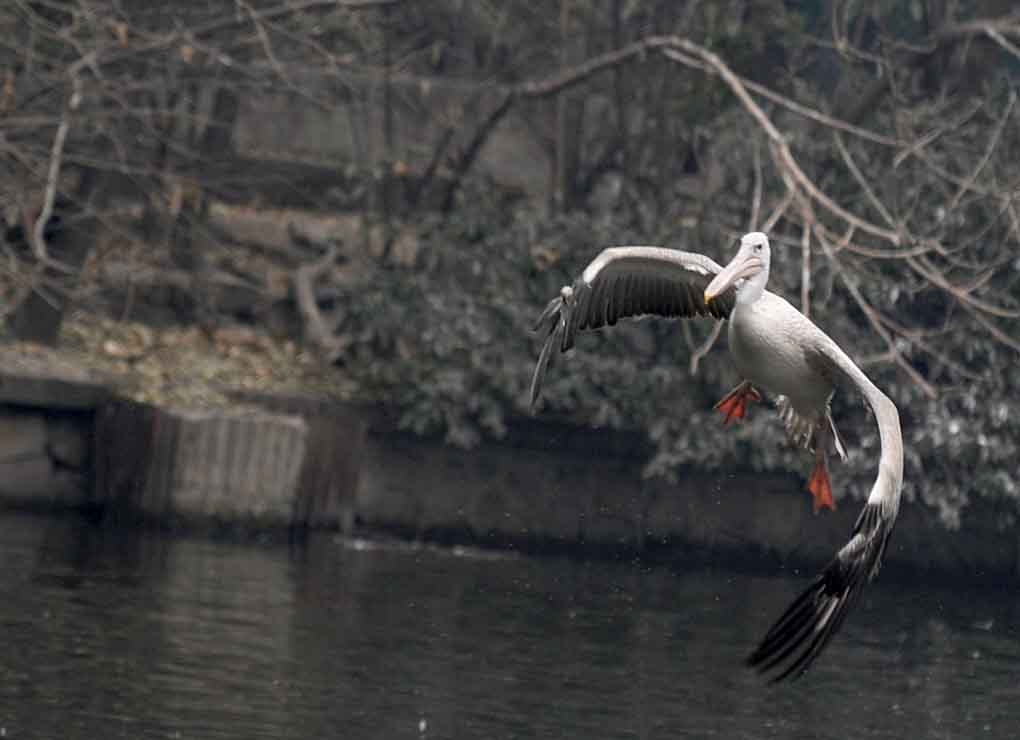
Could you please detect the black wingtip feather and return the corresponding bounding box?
[528,318,561,413]
[533,295,563,333]
[746,502,894,682]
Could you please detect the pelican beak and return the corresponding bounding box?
[704,251,763,303]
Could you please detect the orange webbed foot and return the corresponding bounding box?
[807,460,836,513]
[714,383,762,426]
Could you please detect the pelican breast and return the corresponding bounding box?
[728,292,834,414]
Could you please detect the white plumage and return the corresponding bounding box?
[529,231,903,681]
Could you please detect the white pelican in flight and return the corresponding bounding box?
[529,232,903,680]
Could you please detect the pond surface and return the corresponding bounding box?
[0,512,1016,739]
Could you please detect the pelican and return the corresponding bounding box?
[529,232,903,680]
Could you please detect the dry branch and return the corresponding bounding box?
[799,202,812,317]
[813,227,938,399]
[31,58,86,272]
[659,43,902,246]
[947,90,1016,212]
[294,244,344,361]
[689,321,723,376]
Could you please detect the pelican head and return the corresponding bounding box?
[704,232,771,305]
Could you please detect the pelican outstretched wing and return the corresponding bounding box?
[747,334,903,681]
[529,246,736,409]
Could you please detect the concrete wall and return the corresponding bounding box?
[0,361,1014,581]
[352,420,1020,581]
[0,360,107,511]
[95,399,309,528]
[0,406,91,509]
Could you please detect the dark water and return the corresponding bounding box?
[0,512,1017,739]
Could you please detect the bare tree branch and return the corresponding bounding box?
[947,89,1016,212]
[31,56,87,273]
[892,98,983,167]
[799,201,812,317]
[294,243,343,361]
[509,35,900,147]
[748,137,762,231]
[761,190,795,233]
[689,320,723,376]
[660,42,903,246]
[814,227,939,399]
[833,132,897,230]
[984,25,1020,61]
[907,254,1020,319]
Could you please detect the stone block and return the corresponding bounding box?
[0,410,47,462]
[0,455,86,507]
[96,399,309,526]
[0,353,111,410]
[45,414,91,469]
[226,390,367,529]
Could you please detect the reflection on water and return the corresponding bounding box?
[0,512,1016,739]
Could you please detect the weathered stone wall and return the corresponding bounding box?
[0,358,108,510]
[227,390,367,529]
[353,420,1020,580]
[0,407,91,509]
[95,399,308,528]
[0,357,1015,580]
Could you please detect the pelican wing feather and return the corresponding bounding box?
[746,502,894,681]
[747,334,903,681]
[529,247,736,410]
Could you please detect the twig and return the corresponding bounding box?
[814,222,931,260]
[696,61,900,148]
[963,302,1020,354]
[984,25,1020,61]
[32,59,86,272]
[871,308,989,383]
[814,227,938,399]
[238,0,307,99]
[935,12,1020,41]
[833,132,897,229]
[748,136,762,231]
[1005,199,1020,248]
[799,201,812,317]
[761,189,795,232]
[906,254,1020,318]
[892,98,983,167]
[947,89,1016,212]
[912,148,1014,201]
[440,92,514,210]
[689,321,723,376]
[660,43,902,246]
[509,36,900,146]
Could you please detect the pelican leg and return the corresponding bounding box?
[714,380,762,425]
[806,447,836,513]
